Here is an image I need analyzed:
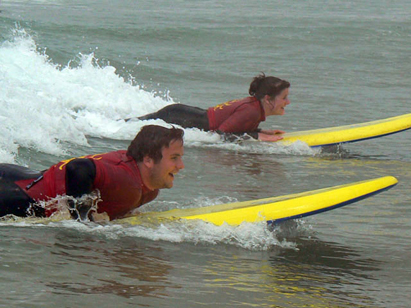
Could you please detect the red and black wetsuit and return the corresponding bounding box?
[0,151,158,220]
[137,96,265,139]
[207,96,265,134]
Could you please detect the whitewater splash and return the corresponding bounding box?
[0,27,317,163]
[0,191,309,251]
[0,213,303,251]
[0,28,174,157]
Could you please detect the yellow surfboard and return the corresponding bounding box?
[119,176,398,226]
[279,113,411,147]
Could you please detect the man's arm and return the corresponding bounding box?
[65,158,97,221]
[66,158,96,196]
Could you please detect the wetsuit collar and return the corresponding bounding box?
[125,155,154,193]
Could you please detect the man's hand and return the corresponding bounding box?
[67,198,95,221]
[67,190,101,222]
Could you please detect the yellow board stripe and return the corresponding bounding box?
[119,176,398,226]
[279,113,411,147]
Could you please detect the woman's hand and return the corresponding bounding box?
[259,129,285,135]
[257,130,285,142]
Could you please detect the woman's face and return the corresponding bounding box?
[263,88,290,116]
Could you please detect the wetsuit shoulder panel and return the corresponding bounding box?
[208,97,264,133]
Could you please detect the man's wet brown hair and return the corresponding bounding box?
[127,125,184,163]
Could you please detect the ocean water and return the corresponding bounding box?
[0,1,410,307]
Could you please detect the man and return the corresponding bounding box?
[0,125,185,221]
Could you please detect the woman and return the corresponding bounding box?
[133,73,291,142]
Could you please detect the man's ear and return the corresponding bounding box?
[143,156,154,169]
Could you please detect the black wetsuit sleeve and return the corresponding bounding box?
[65,158,96,197]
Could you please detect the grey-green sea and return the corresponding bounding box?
[1,1,410,307]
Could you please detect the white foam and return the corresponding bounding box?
[0,27,174,160]
[0,216,300,251]
[0,193,306,251]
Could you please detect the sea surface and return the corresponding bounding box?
[1,1,410,307]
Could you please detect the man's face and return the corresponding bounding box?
[148,139,185,189]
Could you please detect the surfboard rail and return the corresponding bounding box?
[119,176,398,226]
[279,113,411,147]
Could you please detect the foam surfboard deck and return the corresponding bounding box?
[118,176,398,226]
[278,113,411,147]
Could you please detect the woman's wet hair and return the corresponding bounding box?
[249,73,290,101]
[127,125,184,163]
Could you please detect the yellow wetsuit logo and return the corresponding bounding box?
[213,100,238,111]
[58,154,104,170]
